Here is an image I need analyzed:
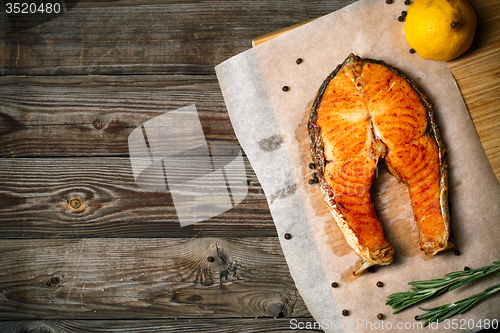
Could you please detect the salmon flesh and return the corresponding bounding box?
[308,54,452,275]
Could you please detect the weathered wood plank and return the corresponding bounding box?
[0,237,310,319]
[0,0,356,76]
[0,76,235,157]
[3,318,497,333]
[0,318,324,333]
[0,157,274,238]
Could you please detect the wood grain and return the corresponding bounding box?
[0,76,234,157]
[0,0,356,76]
[0,318,322,333]
[0,0,498,330]
[0,237,309,319]
[448,0,500,180]
[0,157,274,238]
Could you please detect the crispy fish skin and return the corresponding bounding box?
[308,54,452,274]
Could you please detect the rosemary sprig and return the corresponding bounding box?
[416,282,500,327]
[386,261,500,313]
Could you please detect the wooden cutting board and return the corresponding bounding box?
[253,0,500,182]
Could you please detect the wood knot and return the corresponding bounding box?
[46,274,63,287]
[264,301,286,318]
[93,120,103,129]
[51,275,61,285]
[69,198,82,210]
[207,241,241,284]
[19,322,55,333]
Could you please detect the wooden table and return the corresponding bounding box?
[0,0,498,332]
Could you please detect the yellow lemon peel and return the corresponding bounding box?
[404,0,477,61]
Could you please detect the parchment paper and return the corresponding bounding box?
[215,0,500,332]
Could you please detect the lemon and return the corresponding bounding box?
[404,0,477,61]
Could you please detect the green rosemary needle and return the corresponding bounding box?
[416,282,500,327]
[386,261,500,313]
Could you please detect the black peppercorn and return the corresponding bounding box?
[377,313,384,320]
[296,58,303,65]
[312,172,317,178]
[464,266,470,271]
[284,233,291,240]
[309,163,316,169]
[405,0,411,5]
[398,15,405,22]
[376,281,384,288]
[313,177,319,184]
[368,266,375,273]
[342,309,349,316]
[331,282,339,288]
[282,86,289,92]
[308,179,315,185]
[401,10,407,17]
[386,0,392,3]
[454,249,460,256]
[207,256,215,262]
[410,48,416,54]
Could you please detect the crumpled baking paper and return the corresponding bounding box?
[215,0,500,332]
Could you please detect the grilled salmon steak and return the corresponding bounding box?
[308,54,452,275]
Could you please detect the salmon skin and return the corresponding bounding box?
[308,53,452,275]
